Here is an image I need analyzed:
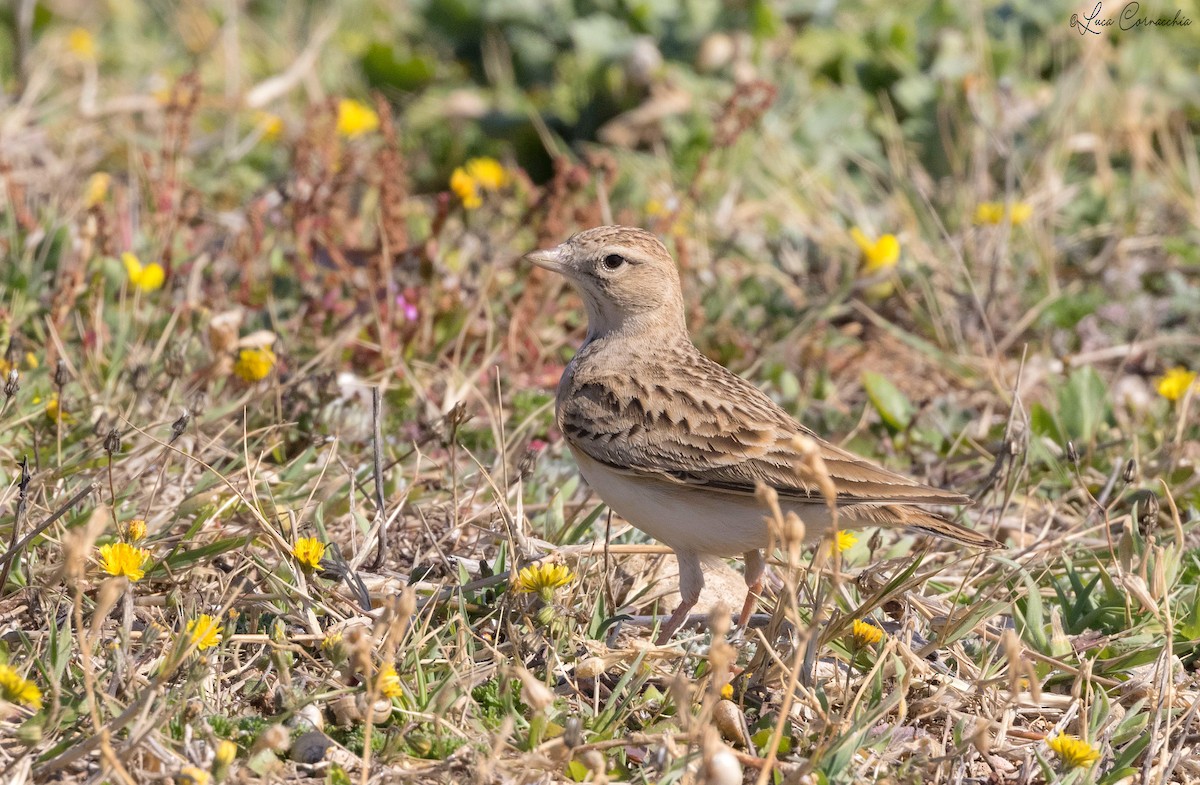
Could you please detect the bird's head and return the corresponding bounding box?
[525,225,686,341]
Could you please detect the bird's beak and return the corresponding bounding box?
[525,245,566,274]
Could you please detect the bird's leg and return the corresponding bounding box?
[656,549,703,644]
[738,549,765,628]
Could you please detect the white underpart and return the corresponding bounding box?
[571,448,835,557]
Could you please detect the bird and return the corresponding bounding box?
[526,225,999,644]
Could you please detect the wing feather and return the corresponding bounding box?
[558,348,971,507]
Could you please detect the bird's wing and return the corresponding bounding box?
[558,350,971,507]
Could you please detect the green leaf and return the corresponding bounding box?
[1029,402,1063,442]
[1180,587,1200,640]
[1057,367,1111,444]
[361,44,435,92]
[861,371,913,431]
[158,537,252,573]
[566,760,589,782]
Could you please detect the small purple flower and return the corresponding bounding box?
[396,292,419,322]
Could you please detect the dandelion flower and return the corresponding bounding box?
[377,663,402,698]
[84,172,111,207]
[1047,734,1101,769]
[121,252,165,292]
[336,99,379,138]
[44,394,73,424]
[175,765,212,785]
[450,167,482,210]
[974,201,1032,226]
[0,664,42,710]
[835,530,857,553]
[233,347,275,382]
[515,563,574,595]
[67,27,96,60]
[1155,367,1195,402]
[850,619,884,647]
[98,542,150,581]
[256,111,284,141]
[292,536,326,569]
[184,614,222,651]
[850,228,900,273]
[464,157,508,191]
[850,228,899,299]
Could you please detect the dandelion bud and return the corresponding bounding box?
[563,716,583,749]
[170,409,192,443]
[212,739,237,781]
[127,519,147,542]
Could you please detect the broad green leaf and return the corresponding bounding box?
[1057,367,1111,444]
[861,371,913,431]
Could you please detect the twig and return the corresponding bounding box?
[369,386,388,570]
[0,457,31,592]
[243,17,337,108]
[0,479,98,575]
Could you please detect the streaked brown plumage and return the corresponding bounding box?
[528,225,998,643]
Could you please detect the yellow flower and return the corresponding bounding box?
[44,394,73,424]
[515,563,574,595]
[850,228,900,299]
[127,519,148,542]
[720,682,734,700]
[121,252,165,292]
[1047,734,1101,769]
[850,619,884,647]
[336,98,379,138]
[450,167,482,210]
[377,663,402,698]
[175,766,211,785]
[292,536,326,569]
[184,614,222,651]
[84,172,111,207]
[835,530,857,553]
[464,157,508,191]
[974,201,1032,226]
[233,346,275,382]
[67,27,97,60]
[0,663,42,709]
[1156,367,1196,402]
[449,157,508,211]
[850,228,900,273]
[99,542,150,581]
[256,111,284,141]
[214,739,237,768]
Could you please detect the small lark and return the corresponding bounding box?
[528,226,998,643]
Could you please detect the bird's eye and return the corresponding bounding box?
[601,254,627,270]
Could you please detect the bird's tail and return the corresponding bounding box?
[840,503,1000,549]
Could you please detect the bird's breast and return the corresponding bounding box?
[567,446,790,556]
